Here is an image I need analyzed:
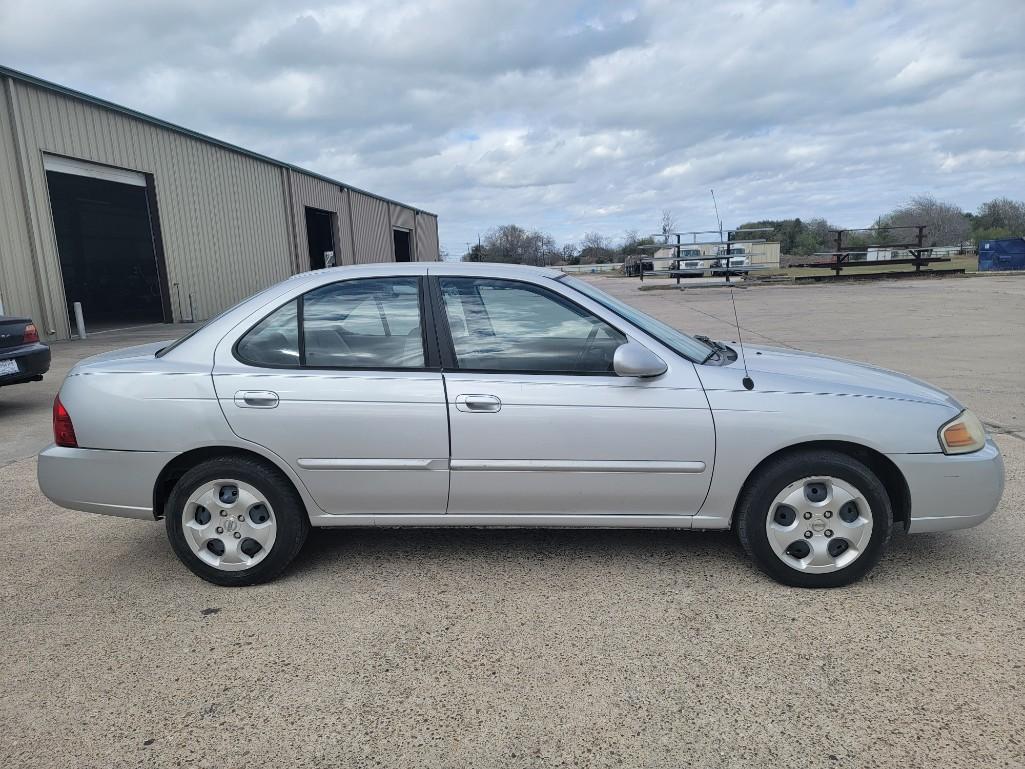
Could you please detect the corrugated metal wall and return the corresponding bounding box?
[389,202,414,232]
[350,190,392,264]
[0,72,439,339]
[288,171,355,268]
[4,77,292,337]
[288,176,439,268]
[416,213,440,264]
[0,78,42,323]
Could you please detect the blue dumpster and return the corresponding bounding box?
[978,238,1025,271]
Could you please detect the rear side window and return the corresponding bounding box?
[235,299,300,366]
[438,277,625,373]
[304,278,424,368]
[234,278,425,369]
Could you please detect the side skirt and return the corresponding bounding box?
[306,513,733,530]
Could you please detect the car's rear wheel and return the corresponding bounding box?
[736,450,892,588]
[165,456,309,586]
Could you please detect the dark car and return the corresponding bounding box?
[0,315,50,387]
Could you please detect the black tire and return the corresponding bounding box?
[736,450,892,588]
[165,455,309,586]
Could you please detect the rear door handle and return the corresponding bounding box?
[234,390,279,409]
[455,394,502,413]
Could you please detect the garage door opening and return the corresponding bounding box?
[305,208,337,270]
[393,228,412,262]
[46,160,169,330]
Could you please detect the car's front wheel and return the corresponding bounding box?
[736,450,893,588]
[165,456,309,586]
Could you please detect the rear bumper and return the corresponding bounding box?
[0,343,50,386]
[891,440,1005,533]
[37,445,174,521]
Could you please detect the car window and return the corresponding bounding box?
[339,296,386,335]
[303,277,424,368]
[438,277,625,374]
[235,299,300,366]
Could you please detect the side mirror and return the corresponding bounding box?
[613,342,667,378]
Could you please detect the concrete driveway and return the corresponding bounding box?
[1,275,1023,768]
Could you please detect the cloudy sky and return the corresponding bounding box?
[2,0,1023,256]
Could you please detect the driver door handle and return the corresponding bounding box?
[235,390,279,408]
[455,394,502,413]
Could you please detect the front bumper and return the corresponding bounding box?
[890,439,1005,533]
[37,445,176,521]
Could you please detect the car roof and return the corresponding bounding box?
[291,261,563,281]
[426,261,562,278]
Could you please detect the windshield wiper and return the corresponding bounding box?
[695,334,725,364]
[697,334,738,365]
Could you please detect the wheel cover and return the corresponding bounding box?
[765,476,873,574]
[181,479,277,572]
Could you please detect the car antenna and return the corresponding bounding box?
[711,188,754,390]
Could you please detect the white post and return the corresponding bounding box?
[73,301,87,340]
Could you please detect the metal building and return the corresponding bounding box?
[0,65,440,340]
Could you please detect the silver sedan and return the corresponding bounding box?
[38,263,1004,587]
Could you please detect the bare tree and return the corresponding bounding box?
[523,230,557,266]
[558,243,579,265]
[579,231,614,263]
[476,224,559,264]
[876,195,969,247]
[482,224,529,263]
[660,208,676,241]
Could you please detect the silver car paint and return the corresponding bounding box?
[690,344,978,529]
[441,368,715,517]
[38,445,175,520]
[38,262,1003,534]
[214,367,451,516]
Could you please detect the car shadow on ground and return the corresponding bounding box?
[0,389,44,414]
[106,519,997,588]
[298,525,740,565]
[287,525,992,585]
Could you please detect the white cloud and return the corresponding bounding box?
[1,0,1022,255]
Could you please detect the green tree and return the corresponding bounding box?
[972,198,1025,239]
[461,243,487,262]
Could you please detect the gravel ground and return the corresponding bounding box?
[1,274,1023,768]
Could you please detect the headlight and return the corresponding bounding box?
[938,410,987,454]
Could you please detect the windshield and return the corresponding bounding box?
[556,275,713,362]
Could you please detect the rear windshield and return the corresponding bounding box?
[155,298,252,357]
[155,326,203,357]
[155,279,306,357]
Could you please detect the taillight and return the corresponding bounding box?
[53,395,78,448]
[23,323,39,344]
